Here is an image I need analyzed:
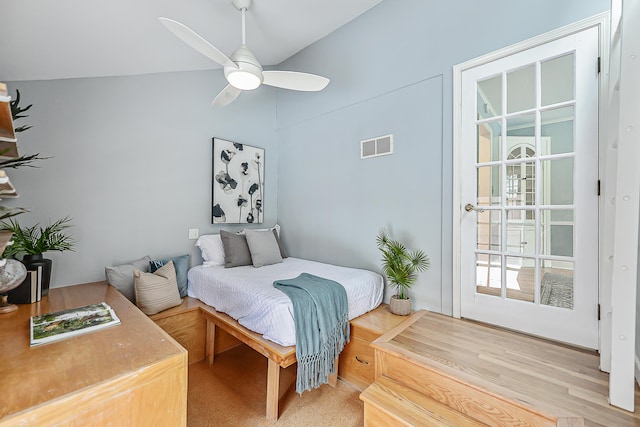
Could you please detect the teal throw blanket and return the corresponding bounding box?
[273,273,350,394]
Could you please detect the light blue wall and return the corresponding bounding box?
[275,0,609,314]
[3,0,609,307]
[5,70,277,287]
[278,76,443,311]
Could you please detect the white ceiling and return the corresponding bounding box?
[0,0,383,82]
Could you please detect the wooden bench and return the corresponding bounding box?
[149,296,240,364]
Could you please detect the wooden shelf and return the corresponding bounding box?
[0,141,19,159]
[0,231,12,256]
[0,82,21,204]
[0,170,17,199]
[0,83,17,145]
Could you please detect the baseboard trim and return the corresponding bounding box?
[635,353,640,388]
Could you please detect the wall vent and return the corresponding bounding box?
[360,134,394,159]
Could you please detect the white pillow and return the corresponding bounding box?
[195,234,225,267]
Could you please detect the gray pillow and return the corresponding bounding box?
[245,229,283,268]
[220,230,253,268]
[272,229,288,259]
[149,254,189,297]
[105,255,151,302]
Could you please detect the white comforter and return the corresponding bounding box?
[187,257,384,346]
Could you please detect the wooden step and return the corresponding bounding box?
[360,376,488,427]
[371,311,586,426]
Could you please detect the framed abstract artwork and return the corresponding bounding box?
[212,138,265,224]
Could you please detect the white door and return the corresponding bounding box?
[460,26,600,349]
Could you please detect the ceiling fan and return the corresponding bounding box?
[159,0,330,107]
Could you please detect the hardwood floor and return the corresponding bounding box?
[186,309,640,426]
[368,311,640,426]
[477,266,573,306]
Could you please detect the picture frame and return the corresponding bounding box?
[212,138,265,224]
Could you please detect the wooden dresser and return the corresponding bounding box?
[338,304,410,390]
[0,282,188,427]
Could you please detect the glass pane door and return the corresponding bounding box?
[460,26,599,349]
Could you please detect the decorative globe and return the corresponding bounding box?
[0,259,28,294]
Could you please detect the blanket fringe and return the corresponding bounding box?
[296,312,350,394]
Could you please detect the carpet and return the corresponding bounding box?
[540,273,573,309]
[187,345,364,427]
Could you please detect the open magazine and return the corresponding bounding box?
[30,302,121,347]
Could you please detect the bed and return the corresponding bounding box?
[188,257,384,346]
[187,256,384,420]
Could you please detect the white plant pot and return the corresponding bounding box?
[389,295,412,316]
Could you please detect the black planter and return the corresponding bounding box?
[21,254,52,297]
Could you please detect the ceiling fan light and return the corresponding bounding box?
[227,70,261,90]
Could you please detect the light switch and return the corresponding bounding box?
[188,229,199,240]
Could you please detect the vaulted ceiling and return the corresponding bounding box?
[0,0,382,81]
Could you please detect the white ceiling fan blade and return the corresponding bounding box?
[262,71,329,92]
[212,84,242,107]
[159,17,238,69]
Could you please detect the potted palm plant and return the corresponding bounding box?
[376,228,430,315]
[1,217,75,296]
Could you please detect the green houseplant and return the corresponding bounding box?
[376,228,429,315]
[0,87,47,312]
[1,217,75,296]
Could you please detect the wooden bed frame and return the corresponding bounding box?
[199,304,338,421]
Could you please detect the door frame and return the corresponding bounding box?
[607,0,640,411]
[452,12,610,350]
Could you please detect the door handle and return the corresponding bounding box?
[465,203,485,213]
